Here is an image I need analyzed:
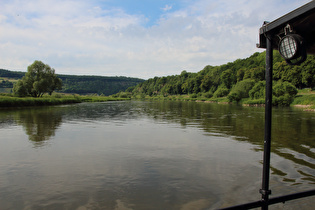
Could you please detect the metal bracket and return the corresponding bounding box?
[260,189,272,196]
[284,24,293,35]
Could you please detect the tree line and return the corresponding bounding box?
[59,75,144,95]
[0,66,145,96]
[127,51,315,105]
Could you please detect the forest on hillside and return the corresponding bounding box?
[128,51,315,104]
[127,51,315,105]
[0,69,144,95]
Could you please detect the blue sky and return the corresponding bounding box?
[0,0,311,79]
[102,0,184,26]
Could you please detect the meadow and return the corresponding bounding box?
[0,93,128,108]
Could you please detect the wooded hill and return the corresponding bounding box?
[0,69,144,95]
[127,51,315,105]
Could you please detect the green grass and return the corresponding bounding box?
[0,94,129,108]
[134,90,315,109]
[79,95,129,102]
[0,95,81,107]
[292,94,315,105]
[291,88,315,109]
[242,98,265,106]
[291,94,315,109]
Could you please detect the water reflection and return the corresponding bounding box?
[15,108,63,147]
[0,101,314,209]
[141,101,315,186]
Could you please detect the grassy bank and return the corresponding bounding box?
[291,89,315,110]
[131,88,315,109]
[0,94,129,108]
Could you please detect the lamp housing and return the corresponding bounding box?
[278,34,306,65]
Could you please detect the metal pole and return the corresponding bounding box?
[260,35,273,210]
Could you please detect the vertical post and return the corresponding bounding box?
[260,35,273,210]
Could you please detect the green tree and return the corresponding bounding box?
[273,81,298,106]
[220,69,235,89]
[227,79,255,102]
[213,85,229,98]
[12,80,28,97]
[13,61,62,97]
[301,55,315,89]
[249,81,266,99]
[200,75,212,92]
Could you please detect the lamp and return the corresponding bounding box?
[278,33,306,65]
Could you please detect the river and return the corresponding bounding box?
[0,101,314,209]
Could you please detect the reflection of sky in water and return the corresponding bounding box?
[0,101,314,209]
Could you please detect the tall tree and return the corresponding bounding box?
[13,61,62,97]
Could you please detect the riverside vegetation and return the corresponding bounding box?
[0,93,128,107]
[0,60,132,107]
[1,51,315,108]
[115,51,315,109]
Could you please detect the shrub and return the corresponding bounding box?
[273,81,298,97]
[228,79,255,102]
[213,86,229,98]
[203,91,213,98]
[190,93,198,98]
[249,81,266,99]
[272,81,298,106]
[227,91,241,102]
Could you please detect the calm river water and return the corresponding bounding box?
[0,101,314,210]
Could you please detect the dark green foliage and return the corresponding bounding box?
[1,69,144,96]
[3,51,315,106]
[0,69,25,79]
[202,91,213,98]
[220,69,235,89]
[273,81,298,97]
[0,96,81,107]
[228,79,255,102]
[13,61,62,97]
[244,67,265,81]
[59,74,143,96]
[129,51,315,106]
[272,81,298,106]
[213,86,229,98]
[13,80,28,97]
[249,81,266,99]
[300,55,315,89]
[0,80,13,88]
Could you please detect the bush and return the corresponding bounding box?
[203,91,213,98]
[190,93,198,98]
[273,94,293,106]
[249,81,266,99]
[272,81,298,106]
[273,81,298,97]
[213,86,229,98]
[227,79,255,102]
[227,91,241,102]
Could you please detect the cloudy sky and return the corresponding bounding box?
[0,0,311,79]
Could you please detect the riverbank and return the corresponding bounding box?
[133,89,315,111]
[0,94,129,108]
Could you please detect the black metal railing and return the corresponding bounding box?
[220,10,315,208]
[219,189,315,209]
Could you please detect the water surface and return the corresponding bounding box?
[0,101,314,209]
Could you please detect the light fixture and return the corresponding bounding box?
[278,25,306,65]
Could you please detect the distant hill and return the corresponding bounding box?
[129,51,315,98]
[0,69,145,95]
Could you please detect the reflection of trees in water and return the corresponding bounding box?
[2,101,313,183]
[15,108,63,147]
[142,101,315,185]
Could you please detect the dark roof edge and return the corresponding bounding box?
[259,1,315,35]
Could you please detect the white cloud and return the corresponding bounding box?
[0,0,312,79]
[162,5,173,12]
